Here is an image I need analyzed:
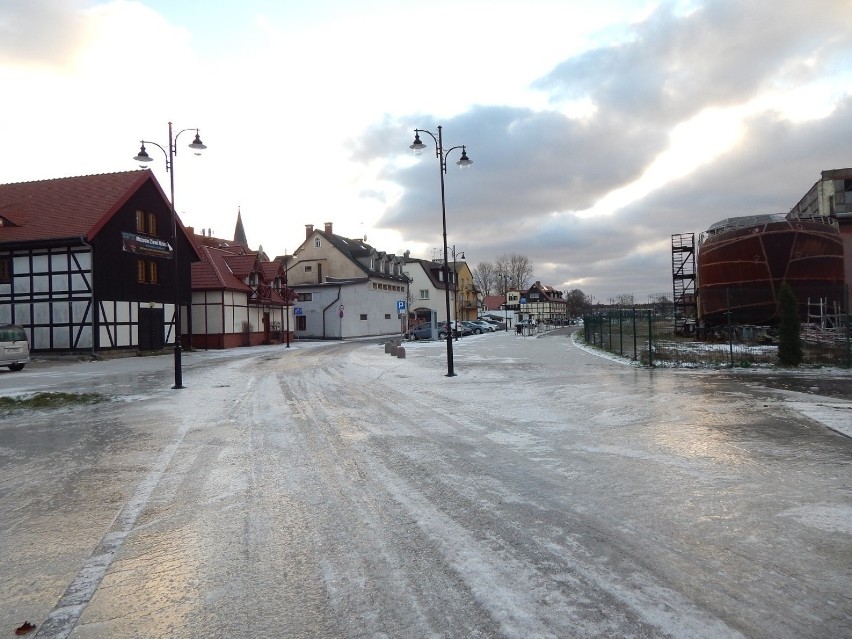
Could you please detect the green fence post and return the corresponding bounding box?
[633,307,638,360]
[648,309,654,367]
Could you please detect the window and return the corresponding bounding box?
[136,209,158,235]
[296,316,307,331]
[137,259,159,284]
[360,314,368,321]
[384,314,391,319]
[0,257,10,284]
[314,237,321,248]
[304,265,312,272]
[297,292,313,302]
[419,290,429,300]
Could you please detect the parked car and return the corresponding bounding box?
[436,322,456,340]
[462,321,484,334]
[0,324,30,371]
[468,320,496,333]
[405,324,434,340]
[437,321,470,339]
[479,317,506,330]
[454,321,474,336]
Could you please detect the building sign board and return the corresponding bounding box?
[121,232,173,258]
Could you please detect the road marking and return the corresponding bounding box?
[35,420,193,639]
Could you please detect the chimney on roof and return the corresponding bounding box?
[306,224,314,239]
[324,222,333,235]
[187,226,195,236]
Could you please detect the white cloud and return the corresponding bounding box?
[1,0,850,302]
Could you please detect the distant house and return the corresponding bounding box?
[454,260,478,321]
[482,294,506,313]
[520,281,568,323]
[0,171,199,353]
[403,257,455,325]
[286,223,409,338]
[189,226,293,348]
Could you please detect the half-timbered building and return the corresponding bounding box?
[0,171,199,354]
[189,230,293,348]
[519,281,568,324]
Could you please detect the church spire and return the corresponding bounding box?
[233,207,248,246]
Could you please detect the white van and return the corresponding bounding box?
[0,324,30,371]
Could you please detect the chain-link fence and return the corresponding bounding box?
[581,297,851,368]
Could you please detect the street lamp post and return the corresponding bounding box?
[133,121,206,389]
[504,275,509,331]
[410,126,472,377]
[284,251,291,348]
[452,245,465,341]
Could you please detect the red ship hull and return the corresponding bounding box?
[697,216,844,326]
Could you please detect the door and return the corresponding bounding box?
[139,307,165,351]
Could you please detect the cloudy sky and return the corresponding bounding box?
[2,0,851,301]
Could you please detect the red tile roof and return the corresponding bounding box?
[222,253,258,279]
[260,261,283,280]
[191,245,253,292]
[482,295,505,311]
[0,171,160,242]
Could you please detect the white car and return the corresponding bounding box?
[0,324,30,371]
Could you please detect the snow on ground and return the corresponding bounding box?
[400,328,852,439]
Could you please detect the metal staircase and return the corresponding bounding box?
[671,233,697,334]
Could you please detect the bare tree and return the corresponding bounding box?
[565,289,588,317]
[472,261,497,298]
[496,253,534,290]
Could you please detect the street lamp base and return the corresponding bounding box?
[445,372,457,377]
[173,343,183,390]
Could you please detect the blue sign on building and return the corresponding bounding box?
[294,307,303,316]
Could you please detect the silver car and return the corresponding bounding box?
[0,324,30,371]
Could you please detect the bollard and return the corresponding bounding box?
[390,343,399,356]
[385,342,393,354]
[396,345,406,358]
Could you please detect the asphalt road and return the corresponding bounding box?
[1,331,850,638]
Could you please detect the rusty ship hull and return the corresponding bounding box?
[697,214,844,326]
